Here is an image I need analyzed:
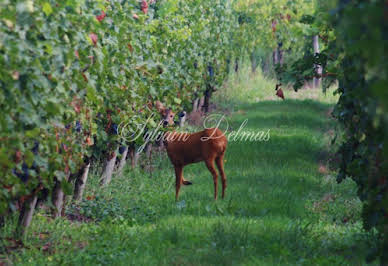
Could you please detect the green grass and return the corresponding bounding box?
[215,64,339,111]
[1,70,377,265]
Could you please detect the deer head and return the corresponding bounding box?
[155,101,176,126]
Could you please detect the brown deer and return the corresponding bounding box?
[155,101,227,200]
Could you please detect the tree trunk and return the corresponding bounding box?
[179,111,187,127]
[192,98,199,112]
[313,35,322,88]
[203,88,212,113]
[234,58,239,73]
[262,54,270,75]
[61,194,68,217]
[198,97,205,111]
[129,147,135,169]
[250,51,258,73]
[278,49,284,66]
[145,143,153,173]
[52,178,67,218]
[18,195,38,234]
[273,47,284,66]
[100,149,118,186]
[278,42,284,66]
[273,48,279,65]
[116,146,129,175]
[134,151,140,167]
[226,58,231,74]
[145,143,152,159]
[73,162,91,202]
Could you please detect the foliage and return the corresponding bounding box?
[0,0,235,216]
[232,0,317,66]
[275,0,388,263]
[333,1,388,262]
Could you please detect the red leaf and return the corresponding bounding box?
[87,55,94,65]
[127,43,133,53]
[86,195,95,200]
[19,196,27,205]
[86,136,93,146]
[11,71,19,80]
[65,164,70,174]
[141,1,148,14]
[89,33,98,46]
[14,150,22,163]
[108,151,116,160]
[96,11,106,22]
[74,50,79,59]
[3,185,12,192]
[63,144,69,152]
[39,232,49,240]
[71,97,82,113]
[276,88,285,100]
[82,73,88,82]
[271,20,277,33]
[286,14,291,21]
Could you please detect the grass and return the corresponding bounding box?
[215,64,339,111]
[1,69,377,265]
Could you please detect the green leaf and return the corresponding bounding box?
[42,2,53,16]
[54,170,66,181]
[173,97,181,104]
[25,128,40,138]
[61,180,73,195]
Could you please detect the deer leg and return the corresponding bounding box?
[205,159,218,200]
[182,177,193,186]
[174,165,183,201]
[215,154,227,199]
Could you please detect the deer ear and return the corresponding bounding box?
[155,101,166,115]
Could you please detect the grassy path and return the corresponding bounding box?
[5,94,375,265]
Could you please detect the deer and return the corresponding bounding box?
[155,101,227,201]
